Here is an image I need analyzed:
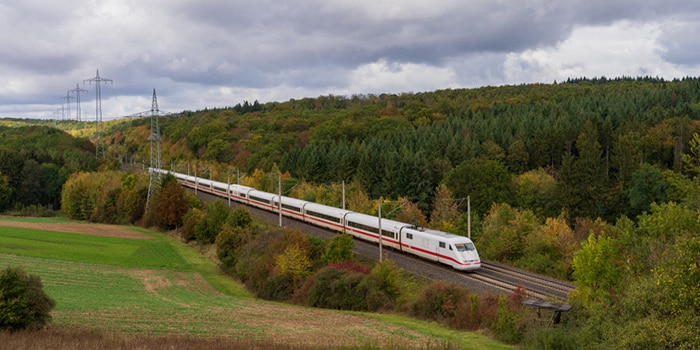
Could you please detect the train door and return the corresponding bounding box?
[437,241,450,265]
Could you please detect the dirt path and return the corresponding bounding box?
[0,219,151,239]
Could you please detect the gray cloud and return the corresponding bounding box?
[1,0,700,118]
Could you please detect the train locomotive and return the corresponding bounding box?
[152,168,481,271]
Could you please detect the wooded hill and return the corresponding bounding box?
[0,125,97,212]
[97,77,699,219]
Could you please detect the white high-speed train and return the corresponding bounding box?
[152,168,481,271]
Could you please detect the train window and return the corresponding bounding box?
[306,210,341,223]
[347,221,378,234]
[455,243,475,252]
[382,231,395,239]
[406,233,413,240]
[439,242,446,248]
[282,204,301,212]
[249,195,269,203]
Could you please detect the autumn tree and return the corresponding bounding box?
[476,203,538,263]
[321,233,354,265]
[512,169,558,219]
[430,184,462,233]
[153,176,189,230]
[392,197,428,227]
[216,207,255,273]
[571,233,623,309]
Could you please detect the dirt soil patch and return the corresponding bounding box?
[0,220,151,239]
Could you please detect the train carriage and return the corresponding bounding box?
[227,183,255,202]
[343,212,405,250]
[401,226,480,271]
[301,202,349,232]
[150,167,480,271]
[246,190,277,211]
[277,196,309,221]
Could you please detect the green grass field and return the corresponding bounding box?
[0,218,513,349]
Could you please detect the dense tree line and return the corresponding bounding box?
[96,77,700,224]
[61,171,149,224]
[0,125,97,214]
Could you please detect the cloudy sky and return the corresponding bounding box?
[2,0,700,120]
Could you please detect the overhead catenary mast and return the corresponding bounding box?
[84,69,113,159]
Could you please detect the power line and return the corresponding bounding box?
[84,69,113,159]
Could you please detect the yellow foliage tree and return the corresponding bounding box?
[275,245,312,285]
[430,184,461,231]
[393,197,428,227]
[541,212,578,269]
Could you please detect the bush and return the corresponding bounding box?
[227,206,253,228]
[321,234,354,265]
[357,259,403,312]
[306,266,368,310]
[259,273,296,301]
[195,201,233,243]
[216,225,254,273]
[181,208,204,241]
[411,280,468,320]
[0,266,55,331]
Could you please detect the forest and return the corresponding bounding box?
[3,76,700,348]
[0,125,97,213]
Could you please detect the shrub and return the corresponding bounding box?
[357,273,394,312]
[411,280,468,320]
[195,201,233,243]
[259,273,296,301]
[181,208,203,241]
[306,266,367,310]
[216,225,254,273]
[0,266,55,331]
[491,294,527,344]
[321,234,354,265]
[227,206,253,228]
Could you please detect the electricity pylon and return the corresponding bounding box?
[69,83,88,122]
[84,69,112,159]
[147,89,162,206]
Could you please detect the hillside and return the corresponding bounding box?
[91,77,699,218]
[0,125,97,212]
[0,217,510,349]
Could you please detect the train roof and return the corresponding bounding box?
[403,225,474,242]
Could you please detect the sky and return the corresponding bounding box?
[2,0,700,120]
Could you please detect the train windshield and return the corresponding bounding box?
[454,243,475,252]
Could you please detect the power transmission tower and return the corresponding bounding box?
[147,89,163,206]
[61,93,72,120]
[84,69,113,159]
[69,83,88,122]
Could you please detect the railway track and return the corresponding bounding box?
[474,261,576,301]
[188,187,576,302]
